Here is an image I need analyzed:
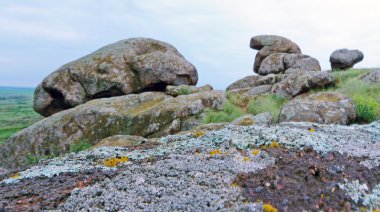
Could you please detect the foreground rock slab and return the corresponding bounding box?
[34,38,198,117]
[0,91,224,169]
[1,121,379,211]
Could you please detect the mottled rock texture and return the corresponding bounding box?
[330,49,364,70]
[279,92,356,125]
[0,91,224,169]
[34,38,198,117]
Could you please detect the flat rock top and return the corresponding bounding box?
[1,121,380,211]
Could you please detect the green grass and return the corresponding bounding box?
[0,87,42,144]
[203,100,245,124]
[70,139,92,153]
[247,94,287,123]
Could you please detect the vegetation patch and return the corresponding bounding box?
[247,94,287,123]
[70,139,93,153]
[203,100,244,124]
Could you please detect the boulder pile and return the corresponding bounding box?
[227,35,334,98]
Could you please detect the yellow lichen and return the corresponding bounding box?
[263,203,278,212]
[238,118,255,126]
[269,140,281,148]
[252,149,260,156]
[209,149,222,156]
[308,127,316,132]
[10,172,21,179]
[103,156,129,167]
[243,157,250,162]
[193,130,206,138]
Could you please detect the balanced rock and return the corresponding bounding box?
[0,91,224,168]
[34,38,198,117]
[330,49,364,70]
[250,35,301,73]
[279,92,356,125]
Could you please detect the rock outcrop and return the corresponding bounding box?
[166,84,213,97]
[279,92,356,125]
[0,91,224,168]
[34,38,198,117]
[228,35,334,100]
[359,69,380,84]
[330,49,364,71]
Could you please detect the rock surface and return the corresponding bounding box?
[359,69,380,84]
[34,38,198,117]
[279,92,356,125]
[330,49,364,70]
[0,91,225,169]
[232,113,274,126]
[165,84,213,96]
[1,121,380,211]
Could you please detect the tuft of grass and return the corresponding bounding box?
[333,69,371,87]
[352,96,379,123]
[203,100,244,124]
[70,139,92,153]
[247,94,287,123]
[226,91,250,108]
[178,87,191,95]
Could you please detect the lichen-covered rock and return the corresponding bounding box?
[34,38,198,117]
[92,135,160,149]
[165,84,213,97]
[359,69,380,84]
[0,91,225,169]
[226,75,260,91]
[330,49,364,70]
[250,35,301,73]
[279,92,356,125]
[271,71,334,97]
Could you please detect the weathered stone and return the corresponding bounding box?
[226,75,260,91]
[250,35,301,73]
[359,69,380,84]
[93,135,160,149]
[258,53,286,75]
[232,112,274,126]
[283,54,321,74]
[279,92,356,125]
[246,85,272,96]
[272,71,334,98]
[166,84,213,97]
[330,49,364,70]
[0,91,225,169]
[34,38,198,117]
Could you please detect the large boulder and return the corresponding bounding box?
[165,84,213,97]
[250,35,301,73]
[330,49,364,71]
[34,38,198,117]
[0,91,225,168]
[279,92,356,125]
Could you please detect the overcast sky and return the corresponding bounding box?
[0,0,379,89]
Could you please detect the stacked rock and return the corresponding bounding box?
[227,35,334,98]
[330,49,364,71]
[251,35,321,75]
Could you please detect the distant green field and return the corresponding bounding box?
[0,87,42,144]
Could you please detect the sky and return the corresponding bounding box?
[0,0,379,89]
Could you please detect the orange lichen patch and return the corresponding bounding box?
[10,172,21,179]
[263,203,278,212]
[308,127,316,133]
[252,149,260,156]
[102,156,129,167]
[209,149,222,156]
[193,130,206,138]
[243,157,250,162]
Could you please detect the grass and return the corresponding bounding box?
[247,94,287,123]
[0,87,42,144]
[70,139,93,153]
[311,69,380,123]
[203,100,245,124]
